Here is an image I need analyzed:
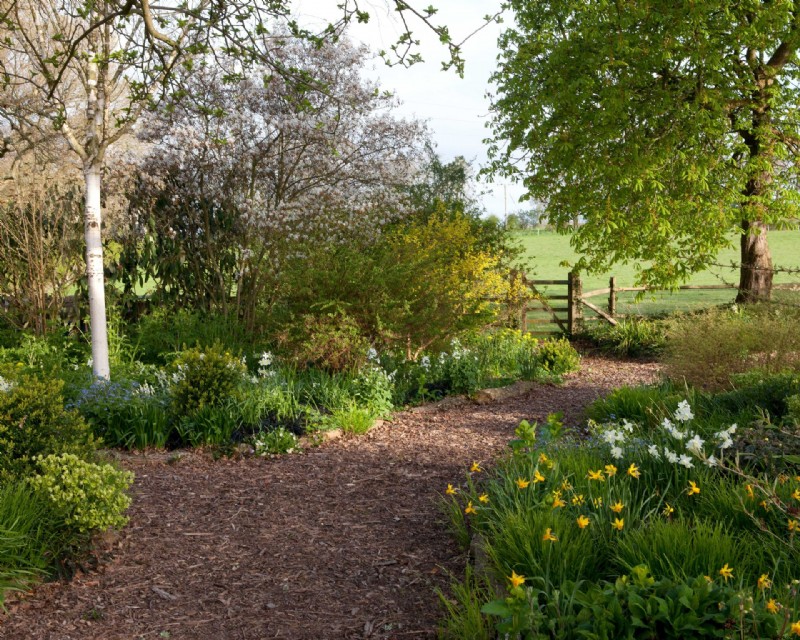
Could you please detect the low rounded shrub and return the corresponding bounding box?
[536,338,580,376]
[0,376,96,479]
[28,453,133,534]
[169,344,246,416]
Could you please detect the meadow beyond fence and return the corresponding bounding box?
[513,229,800,334]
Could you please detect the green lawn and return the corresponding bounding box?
[511,228,800,324]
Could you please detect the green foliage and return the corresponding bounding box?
[253,427,301,456]
[28,453,133,534]
[535,337,580,376]
[665,307,800,391]
[169,344,246,415]
[585,318,667,358]
[487,1,800,292]
[175,402,243,448]
[278,309,370,373]
[437,566,494,640]
[0,376,96,479]
[327,404,374,435]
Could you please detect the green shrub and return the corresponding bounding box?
[169,344,246,415]
[253,427,300,456]
[328,404,374,434]
[278,310,369,372]
[174,402,243,447]
[788,393,800,425]
[28,453,133,534]
[664,306,800,390]
[0,376,96,479]
[536,337,580,376]
[585,318,667,357]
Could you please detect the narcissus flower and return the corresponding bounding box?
[789,519,799,533]
[470,461,483,473]
[793,489,800,501]
[552,495,566,509]
[627,463,641,479]
[446,484,457,496]
[791,620,800,636]
[766,598,780,614]
[719,564,734,581]
[464,501,477,515]
[542,528,558,542]
[593,497,603,508]
[662,503,674,517]
[587,469,605,482]
[576,515,590,529]
[610,501,624,513]
[758,574,772,590]
[604,464,618,477]
[560,479,573,491]
[533,470,546,484]
[746,484,755,499]
[687,481,701,496]
[516,477,530,489]
[571,494,585,506]
[508,570,525,588]
[611,518,624,531]
[479,493,489,504]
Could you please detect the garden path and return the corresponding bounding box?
[0,356,660,640]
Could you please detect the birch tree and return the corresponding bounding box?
[0,0,475,379]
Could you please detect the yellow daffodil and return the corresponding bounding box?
[542,528,558,542]
[508,570,525,588]
[793,488,800,501]
[610,501,624,514]
[779,474,789,485]
[746,484,755,499]
[470,461,483,473]
[593,497,603,508]
[571,494,585,506]
[516,477,530,489]
[758,574,772,590]
[687,480,701,496]
[587,469,605,482]
[759,500,770,510]
[791,620,800,636]
[446,484,457,496]
[627,463,641,479]
[533,470,546,484]
[703,575,713,584]
[604,464,618,477]
[465,501,477,515]
[552,495,566,509]
[611,518,624,531]
[479,493,489,504]
[766,598,780,614]
[576,515,590,529]
[539,452,550,465]
[560,479,573,491]
[719,564,734,581]
[789,519,799,533]
[662,503,674,517]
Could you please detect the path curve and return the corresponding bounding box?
[0,356,660,640]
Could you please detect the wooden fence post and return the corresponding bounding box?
[608,276,616,318]
[568,271,583,335]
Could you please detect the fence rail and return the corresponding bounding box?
[520,272,800,336]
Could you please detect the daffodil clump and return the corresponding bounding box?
[441,408,800,639]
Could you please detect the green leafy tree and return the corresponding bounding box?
[487,1,800,301]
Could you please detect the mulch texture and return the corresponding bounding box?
[0,356,661,640]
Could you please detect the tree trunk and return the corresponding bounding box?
[84,162,111,379]
[736,219,773,303]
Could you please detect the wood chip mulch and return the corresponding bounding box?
[0,356,661,640]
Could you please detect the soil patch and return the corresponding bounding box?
[0,356,660,640]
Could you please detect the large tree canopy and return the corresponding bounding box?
[487,0,800,301]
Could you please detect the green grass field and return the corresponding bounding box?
[511,228,800,327]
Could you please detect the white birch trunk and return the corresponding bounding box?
[84,162,110,379]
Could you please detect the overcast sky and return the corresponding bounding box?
[293,1,528,217]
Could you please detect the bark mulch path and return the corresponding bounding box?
[0,356,661,640]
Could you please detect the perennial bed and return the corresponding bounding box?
[0,356,659,639]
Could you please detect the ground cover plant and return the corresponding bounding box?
[440,395,800,639]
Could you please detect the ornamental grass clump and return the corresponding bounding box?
[441,400,800,639]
